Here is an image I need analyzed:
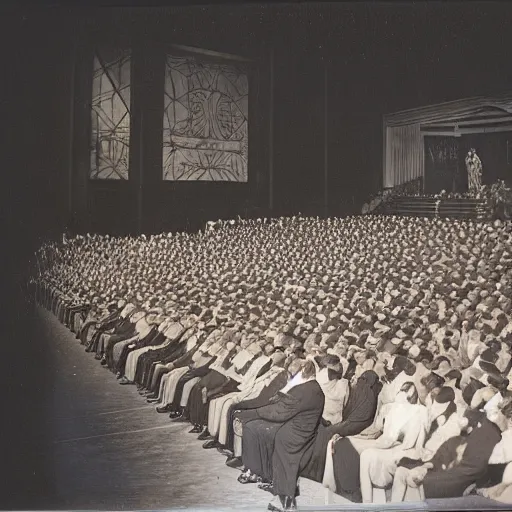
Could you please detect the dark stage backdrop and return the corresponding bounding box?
[7,2,512,250]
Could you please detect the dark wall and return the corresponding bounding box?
[7,2,512,245]
[69,7,274,236]
[5,8,73,249]
[2,9,74,506]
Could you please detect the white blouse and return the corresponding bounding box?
[489,428,512,465]
[316,368,349,425]
[376,402,429,450]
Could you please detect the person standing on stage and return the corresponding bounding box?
[466,148,483,194]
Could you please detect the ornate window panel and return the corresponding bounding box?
[163,55,248,182]
[90,49,131,180]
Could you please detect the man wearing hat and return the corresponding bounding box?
[174,338,236,428]
[203,344,275,450]
[225,357,302,469]
[92,302,139,363]
[165,338,225,420]
[151,330,210,410]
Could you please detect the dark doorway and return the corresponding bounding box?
[458,132,512,188]
[424,136,460,194]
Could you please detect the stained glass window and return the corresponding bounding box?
[90,49,131,180]
[163,55,248,182]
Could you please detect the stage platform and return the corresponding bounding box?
[375,196,493,220]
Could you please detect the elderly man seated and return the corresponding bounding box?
[214,350,290,454]
[235,360,324,512]
[201,340,276,449]
[227,357,304,469]
[169,337,233,422]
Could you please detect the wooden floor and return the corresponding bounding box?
[36,307,351,510]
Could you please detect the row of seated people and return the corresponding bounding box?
[36,290,512,511]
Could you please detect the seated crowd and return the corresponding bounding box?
[33,215,512,511]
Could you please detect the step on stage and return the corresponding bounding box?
[376,196,493,220]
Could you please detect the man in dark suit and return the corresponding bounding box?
[222,355,297,467]
[237,360,325,512]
